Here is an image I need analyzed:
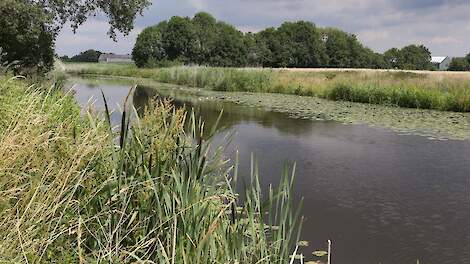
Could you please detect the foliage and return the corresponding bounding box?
[384,48,402,69]
[0,0,150,75]
[265,21,328,68]
[59,55,71,62]
[64,63,470,113]
[384,45,433,70]
[133,13,249,67]
[162,16,196,62]
[400,45,433,70]
[0,76,303,262]
[68,49,103,63]
[133,12,435,71]
[448,54,470,71]
[190,12,218,65]
[35,0,151,39]
[209,22,248,67]
[0,0,55,74]
[132,22,168,67]
[322,28,354,68]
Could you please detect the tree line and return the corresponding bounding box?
[60,50,103,63]
[448,54,470,71]
[133,12,435,70]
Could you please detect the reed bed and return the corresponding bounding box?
[64,62,470,112]
[0,76,303,263]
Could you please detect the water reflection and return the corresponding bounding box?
[68,78,470,264]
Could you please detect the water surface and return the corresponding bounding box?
[67,77,470,264]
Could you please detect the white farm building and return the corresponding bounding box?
[431,56,451,71]
[98,54,133,64]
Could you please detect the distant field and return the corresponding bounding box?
[62,62,470,112]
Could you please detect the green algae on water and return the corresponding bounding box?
[68,77,470,140]
[153,84,470,141]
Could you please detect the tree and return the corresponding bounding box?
[322,28,352,68]
[273,21,327,68]
[162,16,195,62]
[209,22,248,67]
[132,12,438,71]
[1,0,150,74]
[191,12,218,65]
[0,0,55,74]
[367,51,388,69]
[244,32,263,67]
[59,55,71,62]
[255,27,280,67]
[34,0,151,40]
[448,57,470,71]
[70,49,103,63]
[384,48,402,69]
[400,45,432,70]
[383,45,432,70]
[132,22,168,67]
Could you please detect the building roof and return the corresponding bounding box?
[431,56,448,64]
[99,54,132,60]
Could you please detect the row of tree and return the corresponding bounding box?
[132,12,435,70]
[60,50,103,63]
[448,54,470,71]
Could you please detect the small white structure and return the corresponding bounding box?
[431,56,451,71]
[98,54,133,64]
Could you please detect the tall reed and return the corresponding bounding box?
[63,63,470,112]
[0,76,303,263]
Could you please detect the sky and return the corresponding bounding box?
[56,0,470,57]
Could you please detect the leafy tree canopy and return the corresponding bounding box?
[0,0,55,74]
[0,0,151,74]
[400,44,432,70]
[133,12,437,71]
[69,49,103,63]
[448,57,470,71]
[384,45,432,70]
[33,0,151,39]
[132,22,168,67]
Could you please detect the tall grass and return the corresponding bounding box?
[64,62,470,112]
[0,77,303,263]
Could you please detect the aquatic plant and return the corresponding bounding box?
[63,63,470,112]
[0,76,303,263]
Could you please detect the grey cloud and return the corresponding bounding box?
[392,0,468,11]
[56,0,470,57]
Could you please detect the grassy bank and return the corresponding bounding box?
[63,63,470,112]
[0,76,303,263]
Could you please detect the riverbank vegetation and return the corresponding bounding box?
[64,63,470,112]
[132,12,435,71]
[0,76,303,262]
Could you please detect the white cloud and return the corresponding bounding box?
[56,19,143,56]
[56,0,470,57]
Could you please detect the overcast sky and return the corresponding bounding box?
[56,0,470,57]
